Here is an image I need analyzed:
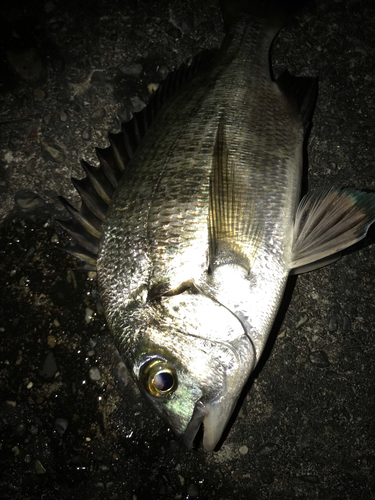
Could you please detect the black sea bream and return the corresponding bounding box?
[59,0,375,450]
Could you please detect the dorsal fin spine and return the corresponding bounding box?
[58,49,217,267]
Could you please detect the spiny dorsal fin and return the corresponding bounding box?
[209,117,263,274]
[58,49,217,267]
[290,188,375,272]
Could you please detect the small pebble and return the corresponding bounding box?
[30,425,38,435]
[89,366,101,381]
[12,446,20,456]
[120,63,142,77]
[298,474,320,484]
[27,381,33,389]
[47,335,57,348]
[34,88,45,101]
[342,315,351,331]
[187,484,199,497]
[130,96,146,112]
[309,350,330,368]
[41,351,58,378]
[60,110,68,122]
[148,83,159,94]
[15,191,45,211]
[85,307,94,323]
[6,47,46,84]
[81,126,91,141]
[91,108,106,121]
[25,158,37,174]
[239,445,248,455]
[15,423,26,436]
[256,442,278,456]
[296,313,308,329]
[40,136,65,163]
[55,418,68,435]
[328,315,338,332]
[35,460,46,474]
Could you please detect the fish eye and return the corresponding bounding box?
[142,359,177,397]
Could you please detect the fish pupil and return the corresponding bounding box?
[154,372,174,392]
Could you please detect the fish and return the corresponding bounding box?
[58,0,375,451]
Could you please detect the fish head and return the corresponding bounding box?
[126,291,256,451]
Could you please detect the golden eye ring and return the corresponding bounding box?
[142,359,177,397]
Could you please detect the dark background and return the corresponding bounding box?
[0,0,374,499]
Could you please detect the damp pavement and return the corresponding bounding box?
[0,1,374,499]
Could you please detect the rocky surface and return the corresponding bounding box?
[1,0,374,499]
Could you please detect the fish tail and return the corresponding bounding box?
[220,0,311,32]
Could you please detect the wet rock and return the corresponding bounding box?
[309,350,330,368]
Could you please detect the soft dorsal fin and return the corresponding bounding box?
[290,188,375,273]
[208,118,263,273]
[57,50,217,268]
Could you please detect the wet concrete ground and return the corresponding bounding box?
[1,0,374,499]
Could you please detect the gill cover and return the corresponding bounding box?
[131,292,256,450]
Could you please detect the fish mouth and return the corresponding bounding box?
[183,397,239,451]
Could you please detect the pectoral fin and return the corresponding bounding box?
[209,118,262,273]
[290,188,375,273]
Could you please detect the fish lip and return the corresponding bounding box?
[182,401,206,450]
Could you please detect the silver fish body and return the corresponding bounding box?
[60,1,375,451]
[97,16,304,450]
